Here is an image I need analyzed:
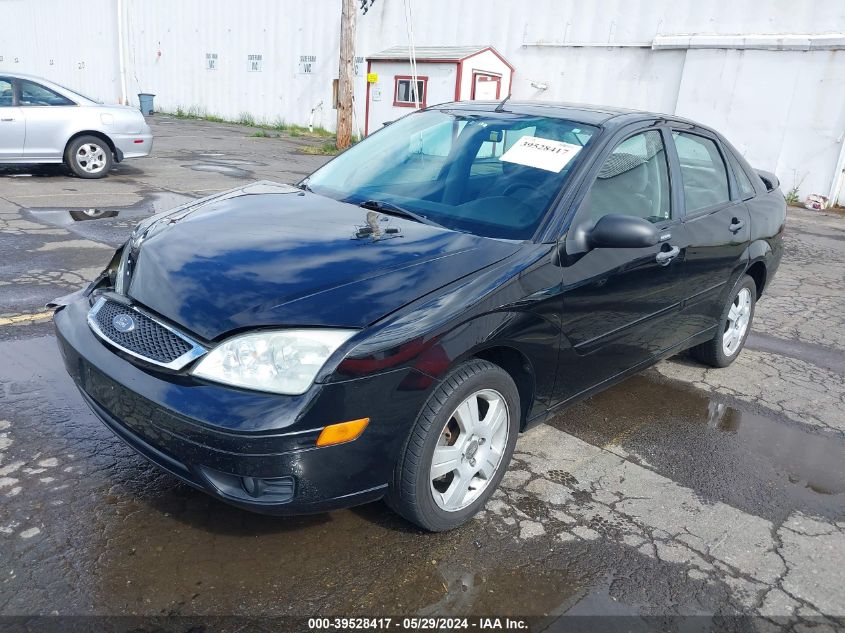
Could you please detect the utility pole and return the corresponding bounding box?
[336,0,357,150]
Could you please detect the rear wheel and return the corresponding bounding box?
[387,359,519,531]
[690,274,756,368]
[65,135,112,178]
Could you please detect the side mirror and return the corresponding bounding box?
[588,214,659,249]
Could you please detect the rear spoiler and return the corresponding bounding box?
[756,169,780,192]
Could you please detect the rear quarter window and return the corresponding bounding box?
[726,149,756,199]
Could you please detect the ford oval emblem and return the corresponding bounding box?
[112,313,136,333]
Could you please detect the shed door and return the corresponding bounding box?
[471,73,501,100]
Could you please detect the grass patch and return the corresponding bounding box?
[266,118,333,137]
[249,130,275,138]
[173,105,205,119]
[238,112,257,127]
[298,141,342,156]
[165,108,334,138]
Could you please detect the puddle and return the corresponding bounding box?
[206,158,266,167]
[26,191,191,225]
[548,373,845,521]
[22,191,195,246]
[420,564,586,617]
[175,151,269,178]
[188,163,250,177]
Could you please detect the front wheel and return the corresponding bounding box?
[65,135,113,179]
[387,359,520,531]
[690,274,757,368]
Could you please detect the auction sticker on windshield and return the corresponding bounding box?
[500,136,582,173]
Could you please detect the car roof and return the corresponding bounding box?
[430,100,701,130]
[0,72,98,104]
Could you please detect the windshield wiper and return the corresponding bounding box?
[359,200,443,228]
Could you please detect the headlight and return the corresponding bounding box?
[192,329,356,395]
[113,244,131,294]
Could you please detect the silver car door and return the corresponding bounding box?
[0,77,25,158]
[18,78,76,159]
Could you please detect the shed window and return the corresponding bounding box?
[394,76,427,108]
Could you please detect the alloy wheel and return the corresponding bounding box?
[723,287,752,356]
[429,388,510,512]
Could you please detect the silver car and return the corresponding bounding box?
[0,72,152,178]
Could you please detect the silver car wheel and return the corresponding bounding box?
[723,287,752,356]
[75,143,107,174]
[429,388,510,512]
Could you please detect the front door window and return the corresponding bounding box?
[578,130,672,225]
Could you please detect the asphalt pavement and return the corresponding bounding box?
[0,116,843,628]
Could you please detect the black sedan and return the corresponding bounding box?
[53,101,785,531]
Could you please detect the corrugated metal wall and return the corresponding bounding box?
[0,0,120,102]
[2,0,844,200]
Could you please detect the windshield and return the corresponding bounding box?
[306,110,597,240]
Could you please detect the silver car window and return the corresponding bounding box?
[19,80,75,107]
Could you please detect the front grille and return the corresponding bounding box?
[87,297,206,369]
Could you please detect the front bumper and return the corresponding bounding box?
[54,296,430,514]
[112,130,153,160]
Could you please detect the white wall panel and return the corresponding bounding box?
[675,49,845,200]
[123,0,342,130]
[0,0,120,103]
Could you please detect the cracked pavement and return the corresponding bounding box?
[0,118,843,627]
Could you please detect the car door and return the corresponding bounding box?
[17,78,76,159]
[667,128,752,333]
[551,125,691,405]
[0,77,25,159]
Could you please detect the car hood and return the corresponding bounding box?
[126,182,520,341]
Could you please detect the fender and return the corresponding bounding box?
[331,244,566,426]
[336,308,562,428]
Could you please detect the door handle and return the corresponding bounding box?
[655,245,680,266]
[729,218,745,233]
[0,118,15,122]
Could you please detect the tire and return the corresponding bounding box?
[387,359,520,532]
[690,274,757,368]
[65,135,113,179]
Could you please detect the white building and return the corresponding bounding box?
[2,0,844,203]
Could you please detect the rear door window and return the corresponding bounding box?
[672,132,730,213]
[19,80,75,106]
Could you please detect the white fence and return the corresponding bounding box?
[2,0,844,202]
